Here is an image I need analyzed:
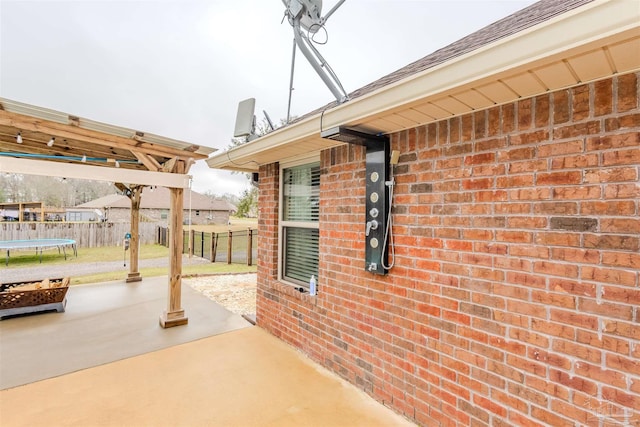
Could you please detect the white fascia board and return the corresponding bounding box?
[0,157,191,188]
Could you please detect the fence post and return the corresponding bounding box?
[247,228,253,266]
[200,231,204,258]
[227,230,233,265]
[210,232,216,262]
[189,229,194,257]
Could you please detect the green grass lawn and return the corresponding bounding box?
[4,244,257,285]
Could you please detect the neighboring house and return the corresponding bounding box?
[66,194,122,222]
[207,1,640,426]
[69,187,236,225]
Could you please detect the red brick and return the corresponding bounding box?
[526,375,569,400]
[587,132,640,151]
[574,362,628,389]
[606,112,640,133]
[531,404,572,426]
[538,139,583,157]
[581,201,636,215]
[502,103,516,133]
[552,185,601,200]
[604,183,640,199]
[549,368,597,394]
[602,387,640,411]
[474,111,487,139]
[606,353,640,376]
[579,298,634,321]
[600,218,640,237]
[617,73,638,112]
[487,107,501,137]
[535,232,580,247]
[550,400,591,426]
[550,309,598,329]
[473,394,508,417]
[553,90,570,124]
[554,121,601,139]
[577,329,632,354]
[572,84,590,121]
[581,266,638,286]
[602,251,640,269]
[585,166,638,183]
[603,148,640,166]
[552,339,601,363]
[550,153,599,169]
[537,171,582,185]
[594,79,613,116]
[509,188,550,200]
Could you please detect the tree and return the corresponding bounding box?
[0,174,115,206]
[235,187,258,218]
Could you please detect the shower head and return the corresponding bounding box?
[321,126,387,146]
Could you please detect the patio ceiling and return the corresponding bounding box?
[206,0,640,173]
[0,98,217,187]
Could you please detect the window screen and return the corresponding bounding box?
[281,162,320,286]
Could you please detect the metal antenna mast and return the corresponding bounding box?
[282,0,348,121]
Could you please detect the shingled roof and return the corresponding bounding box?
[302,0,596,119]
[75,187,236,211]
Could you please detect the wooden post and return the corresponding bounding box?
[160,164,188,328]
[227,230,233,265]
[126,185,143,283]
[211,232,218,262]
[247,228,253,266]
[209,232,216,262]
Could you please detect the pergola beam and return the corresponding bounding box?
[0,157,191,188]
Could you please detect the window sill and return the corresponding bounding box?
[268,279,319,304]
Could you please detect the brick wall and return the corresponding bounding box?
[256,72,640,426]
[106,207,229,225]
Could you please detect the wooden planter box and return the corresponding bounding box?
[0,278,69,320]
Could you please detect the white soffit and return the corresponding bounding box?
[207,0,640,172]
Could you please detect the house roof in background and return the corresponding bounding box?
[75,187,236,211]
[207,0,640,172]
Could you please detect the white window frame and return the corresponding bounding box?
[278,154,320,288]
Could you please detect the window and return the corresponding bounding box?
[280,161,320,287]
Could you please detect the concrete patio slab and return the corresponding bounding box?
[0,277,250,390]
[0,326,414,426]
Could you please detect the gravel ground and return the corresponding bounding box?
[185,273,257,316]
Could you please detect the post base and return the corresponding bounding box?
[126,272,142,283]
[159,309,188,328]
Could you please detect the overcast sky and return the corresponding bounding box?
[1,0,536,195]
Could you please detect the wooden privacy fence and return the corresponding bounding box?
[0,222,157,247]
[157,227,258,266]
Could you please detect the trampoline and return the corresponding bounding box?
[0,239,77,266]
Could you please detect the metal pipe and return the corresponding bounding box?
[320,0,347,25]
[292,21,348,103]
